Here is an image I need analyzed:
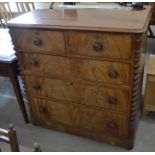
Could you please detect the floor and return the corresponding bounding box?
[0,28,155,152]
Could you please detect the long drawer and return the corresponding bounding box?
[25,76,129,112]
[10,29,66,55]
[31,98,128,137]
[68,31,132,60]
[22,53,130,85]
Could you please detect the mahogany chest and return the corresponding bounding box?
[8,7,151,149]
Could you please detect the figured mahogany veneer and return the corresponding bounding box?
[8,7,151,149]
[21,53,130,85]
[68,31,132,60]
[11,29,66,55]
[25,76,129,112]
[32,98,128,137]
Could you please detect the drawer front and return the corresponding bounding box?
[25,76,129,112]
[68,31,132,60]
[23,53,130,85]
[31,98,128,137]
[11,29,66,54]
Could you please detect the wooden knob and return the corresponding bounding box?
[33,84,41,91]
[109,69,118,78]
[8,123,14,131]
[33,38,42,46]
[93,42,103,51]
[107,121,117,129]
[107,96,117,105]
[33,142,42,152]
[30,58,38,66]
[39,107,47,113]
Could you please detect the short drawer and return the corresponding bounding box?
[31,98,128,137]
[22,53,130,85]
[11,29,66,55]
[68,31,132,60]
[25,76,129,112]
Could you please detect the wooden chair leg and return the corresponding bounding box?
[8,124,20,152]
[8,65,29,123]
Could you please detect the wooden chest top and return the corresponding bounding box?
[7,6,151,33]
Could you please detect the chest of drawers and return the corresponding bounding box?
[8,7,151,149]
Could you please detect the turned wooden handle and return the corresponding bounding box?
[33,38,42,46]
[39,107,47,113]
[33,142,42,152]
[93,42,103,51]
[107,121,117,129]
[107,96,117,105]
[33,84,41,91]
[108,69,118,78]
[30,58,38,66]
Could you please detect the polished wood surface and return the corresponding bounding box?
[8,7,151,149]
[8,7,151,33]
[32,98,128,137]
[68,31,132,60]
[25,76,129,112]
[21,54,130,85]
[11,29,66,54]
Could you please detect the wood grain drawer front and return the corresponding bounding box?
[11,29,66,54]
[25,77,128,112]
[68,31,132,60]
[32,98,128,137]
[23,54,130,85]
